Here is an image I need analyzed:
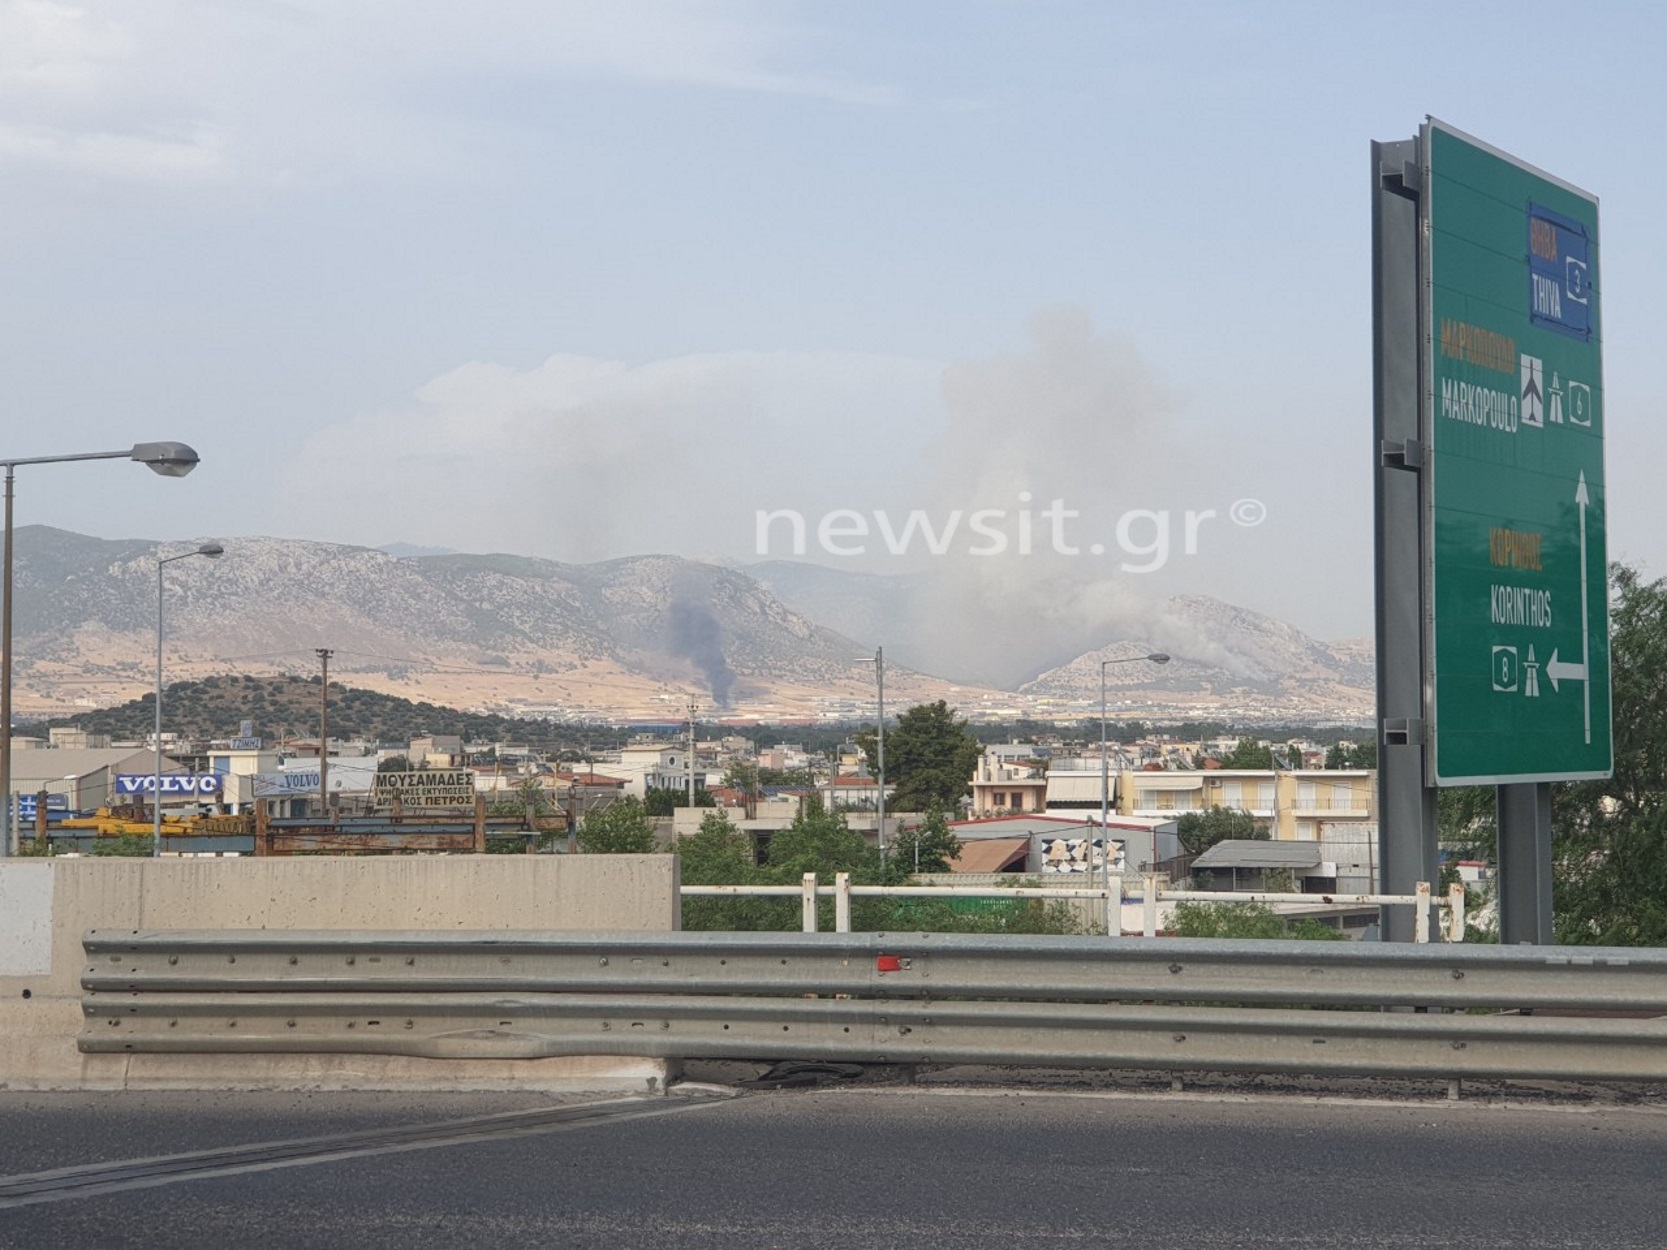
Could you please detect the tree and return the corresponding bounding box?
[577,796,658,854]
[891,803,964,876]
[678,810,756,884]
[856,701,982,813]
[1552,564,1667,944]
[377,755,412,773]
[1218,738,1273,769]
[1325,741,1378,769]
[677,810,789,931]
[1171,900,1346,940]
[763,795,878,882]
[1174,806,1266,856]
[722,761,761,798]
[643,786,715,816]
[1440,785,1495,862]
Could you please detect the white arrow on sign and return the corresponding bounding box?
[1545,649,1586,693]
[1545,472,1594,744]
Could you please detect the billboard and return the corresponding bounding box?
[1423,119,1611,784]
[371,769,478,807]
[114,774,223,797]
[252,771,321,797]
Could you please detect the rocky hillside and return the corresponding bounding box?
[9,528,962,720]
[9,529,1373,723]
[1019,595,1373,721]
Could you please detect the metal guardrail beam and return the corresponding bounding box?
[79,989,1667,1081]
[82,929,1667,1011]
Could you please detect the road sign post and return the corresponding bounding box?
[1372,137,1440,942]
[1373,119,1611,943]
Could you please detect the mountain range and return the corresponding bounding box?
[7,527,1373,724]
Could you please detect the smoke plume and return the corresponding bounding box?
[667,595,737,706]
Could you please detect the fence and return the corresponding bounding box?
[681,876,1463,942]
[80,929,1667,1082]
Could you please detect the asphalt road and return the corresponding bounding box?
[3,1075,1665,1249]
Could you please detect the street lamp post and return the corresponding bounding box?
[1098,652,1171,929]
[1,443,201,857]
[154,542,224,855]
[855,648,885,858]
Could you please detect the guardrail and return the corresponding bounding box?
[683,875,1463,942]
[79,929,1667,1082]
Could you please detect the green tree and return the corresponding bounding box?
[377,755,412,772]
[763,795,878,882]
[1440,785,1496,860]
[1218,738,1273,769]
[1171,900,1346,940]
[678,810,756,884]
[1174,806,1266,856]
[577,796,658,854]
[1553,564,1667,944]
[1324,741,1378,769]
[856,700,981,813]
[676,810,792,931]
[891,802,964,876]
[722,761,761,799]
[643,786,715,816]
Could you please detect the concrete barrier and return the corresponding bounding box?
[0,855,680,1092]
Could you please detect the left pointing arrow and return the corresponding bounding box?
[1545,648,1587,694]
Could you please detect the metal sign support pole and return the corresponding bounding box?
[1372,137,1440,940]
[1497,782,1554,944]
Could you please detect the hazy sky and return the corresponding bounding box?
[5,0,1664,643]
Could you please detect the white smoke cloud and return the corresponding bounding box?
[277,308,1288,687]
[276,347,946,562]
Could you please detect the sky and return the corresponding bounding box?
[4,0,1665,645]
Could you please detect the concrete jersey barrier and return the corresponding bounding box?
[0,855,680,1092]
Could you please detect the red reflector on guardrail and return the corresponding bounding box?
[876,955,903,973]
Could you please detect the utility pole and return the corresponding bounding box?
[686,699,697,811]
[875,647,885,859]
[316,648,333,814]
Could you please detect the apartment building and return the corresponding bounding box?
[1118,768,1376,841]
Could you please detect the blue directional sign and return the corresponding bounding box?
[1527,202,1592,341]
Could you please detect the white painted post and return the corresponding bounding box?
[1415,880,1431,944]
[1109,875,1123,938]
[1447,882,1466,943]
[802,872,818,933]
[1143,873,1158,938]
[835,871,851,934]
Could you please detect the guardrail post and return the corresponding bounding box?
[1447,882,1466,943]
[1143,873,1158,938]
[1108,876,1122,937]
[802,873,818,933]
[835,872,851,934]
[1415,880,1431,944]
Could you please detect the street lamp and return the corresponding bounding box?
[1,443,201,856]
[154,542,224,855]
[855,647,885,858]
[1098,652,1171,926]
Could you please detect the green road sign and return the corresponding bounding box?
[1424,119,1611,785]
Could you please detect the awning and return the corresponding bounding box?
[950,836,1031,873]
[1191,839,1322,871]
